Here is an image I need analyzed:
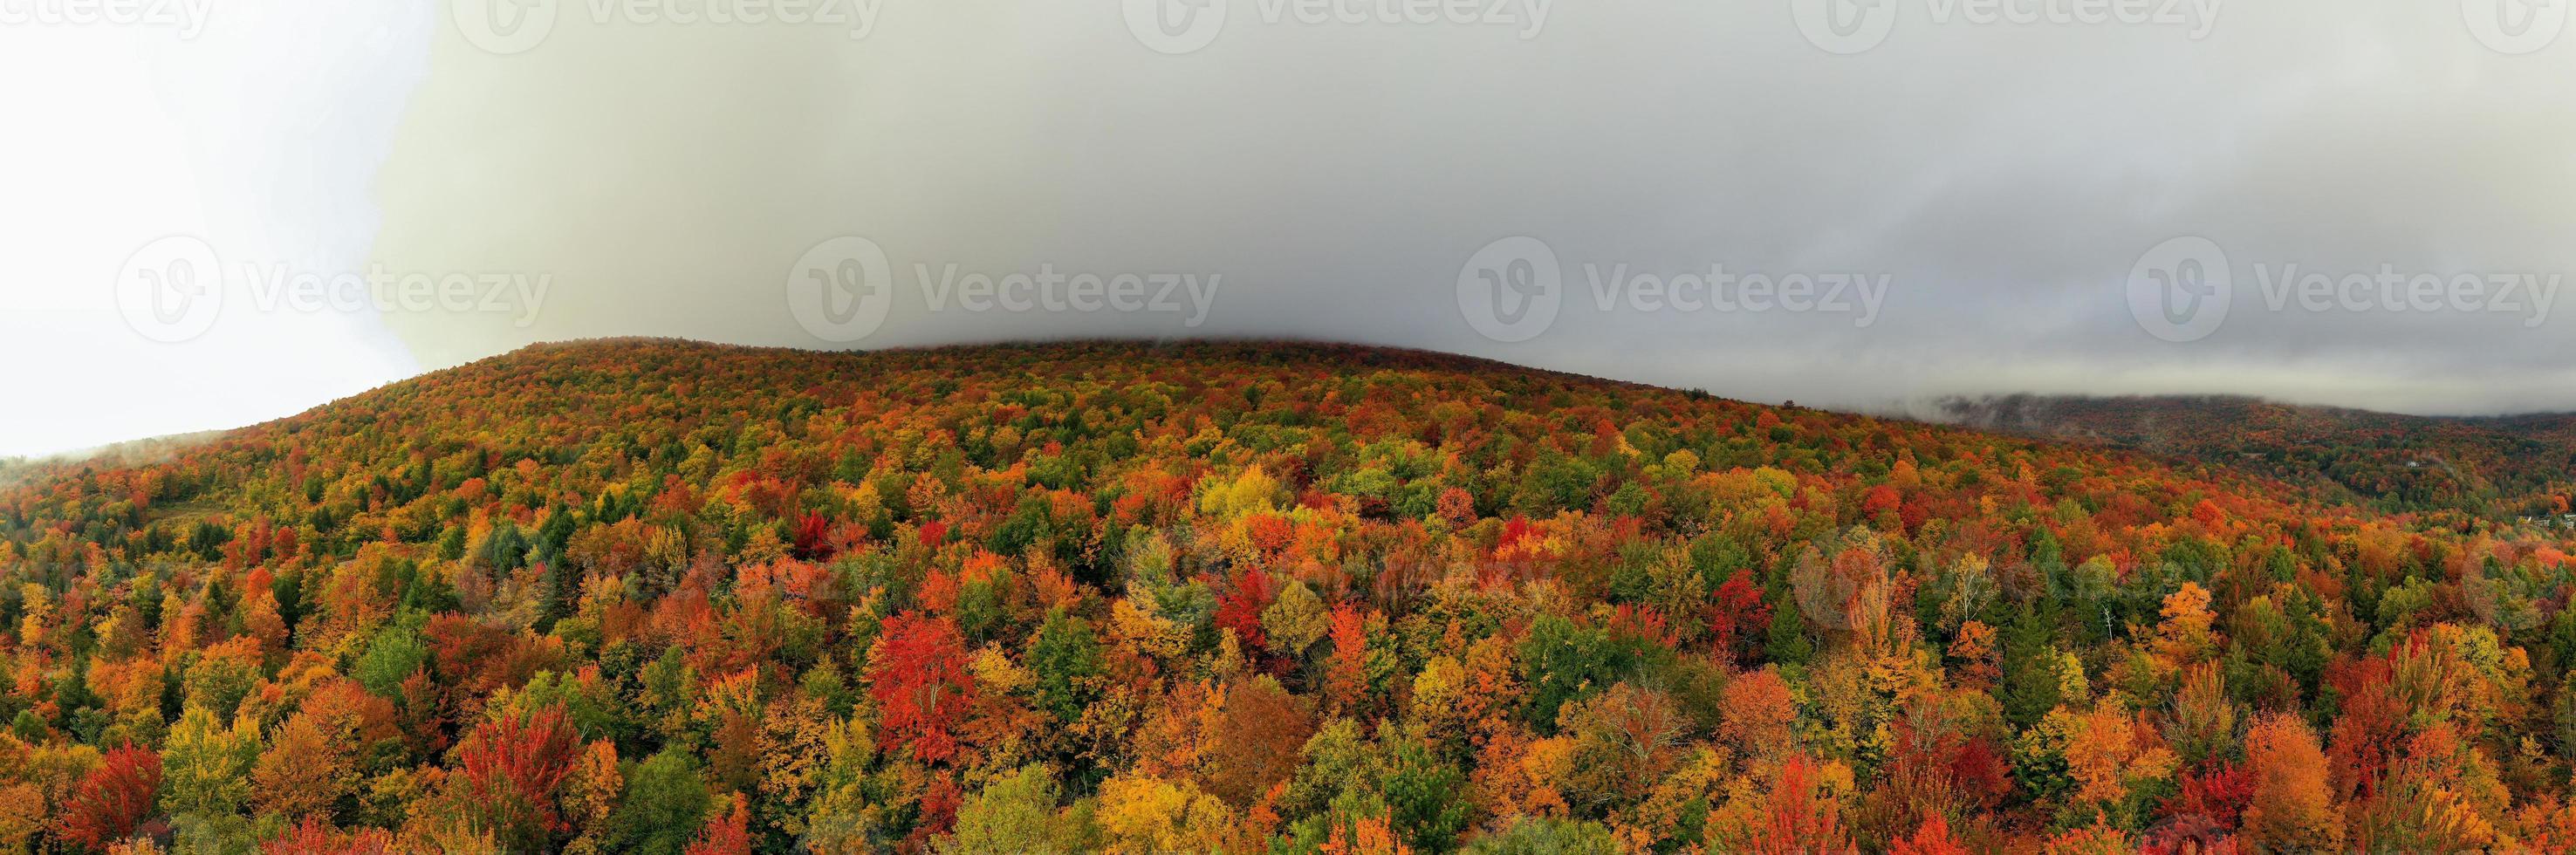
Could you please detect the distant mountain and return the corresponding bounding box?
[1934,393,2576,519]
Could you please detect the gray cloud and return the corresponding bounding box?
[368,0,2576,415]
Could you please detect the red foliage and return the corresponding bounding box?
[1607,604,1680,649]
[684,795,754,855]
[1325,603,1372,712]
[456,708,582,847]
[57,744,161,852]
[1245,514,1296,553]
[868,611,975,763]
[1214,568,1276,652]
[1750,756,1856,855]
[264,814,396,855]
[1705,568,1771,664]
[791,511,834,559]
[1886,814,1970,855]
[55,742,161,850]
[1861,484,1901,518]
[1947,738,2012,808]
[2162,761,2253,831]
[2322,654,2400,801]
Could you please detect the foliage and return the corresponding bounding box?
[0,339,2567,850]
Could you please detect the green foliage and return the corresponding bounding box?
[940,764,1064,854]
[613,747,711,855]
[1463,817,1621,855]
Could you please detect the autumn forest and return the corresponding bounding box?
[3,339,2574,854]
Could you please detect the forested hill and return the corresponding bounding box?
[1,339,2573,853]
[1935,393,2576,520]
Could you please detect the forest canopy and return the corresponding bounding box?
[0,339,2572,853]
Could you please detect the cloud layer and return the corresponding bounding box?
[18,0,2569,461]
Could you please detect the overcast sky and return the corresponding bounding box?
[4,0,2573,457]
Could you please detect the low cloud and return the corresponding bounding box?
[365,0,2576,415]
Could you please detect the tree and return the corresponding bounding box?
[1461,817,1618,854]
[561,740,625,855]
[1378,729,1470,851]
[252,710,358,819]
[682,795,751,855]
[613,747,711,855]
[941,764,1063,854]
[2061,698,2167,807]
[1263,581,1330,659]
[1738,756,1854,855]
[0,783,39,852]
[869,612,976,764]
[1518,616,1616,730]
[351,623,428,699]
[1720,667,1797,761]
[1025,610,1101,726]
[1202,675,1314,808]
[264,813,397,854]
[160,707,257,818]
[1706,568,1771,665]
[456,708,582,852]
[59,743,162,852]
[1554,682,1685,811]
[2151,582,2222,670]
[1325,605,1374,714]
[1093,771,1234,855]
[2166,662,2238,766]
[1886,814,1970,855]
[2242,711,2340,852]
[182,640,264,719]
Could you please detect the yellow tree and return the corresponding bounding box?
[252,709,358,819]
[2150,582,2222,672]
[1093,771,1238,855]
[2243,711,2341,852]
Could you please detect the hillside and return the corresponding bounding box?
[2,339,2573,852]
[1937,394,2576,521]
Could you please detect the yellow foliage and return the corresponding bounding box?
[1197,466,1283,520]
[1110,597,1192,661]
[1093,771,1237,855]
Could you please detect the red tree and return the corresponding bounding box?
[1706,568,1771,664]
[1747,756,1855,855]
[683,795,753,855]
[1213,568,1276,652]
[1886,814,1970,855]
[869,611,975,763]
[58,744,161,852]
[456,708,582,850]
